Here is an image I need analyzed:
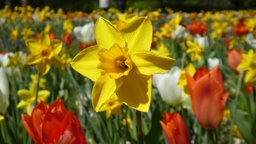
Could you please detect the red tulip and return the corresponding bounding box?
[186,66,229,129]
[63,33,72,46]
[187,21,207,36]
[227,48,242,72]
[160,111,190,144]
[231,18,249,36]
[22,98,86,144]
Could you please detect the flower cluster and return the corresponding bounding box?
[0,5,255,144]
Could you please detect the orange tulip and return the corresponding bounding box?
[187,21,207,36]
[186,66,229,129]
[227,48,242,72]
[22,98,86,144]
[160,111,190,144]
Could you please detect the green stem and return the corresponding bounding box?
[229,71,244,144]
[208,129,217,144]
[66,65,106,143]
[35,71,40,105]
[136,111,143,144]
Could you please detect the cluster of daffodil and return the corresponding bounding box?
[0,5,256,144]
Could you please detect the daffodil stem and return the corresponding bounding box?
[229,71,244,144]
[181,52,187,69]
[66,65,90,104]
[35,71,40,105]
[136,110,144,144]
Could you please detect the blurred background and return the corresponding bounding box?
[1,0,256,12]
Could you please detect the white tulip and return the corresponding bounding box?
[196,35,209,49]
[0,67,9,114]
[207,58,220,70]
[153,66,184,106]
[245,33,256,49]
[172,25,186,39]
[73,22,95,44]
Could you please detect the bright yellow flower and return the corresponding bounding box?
[178,63,196,89]
[186,40,204,62]
[10,27,18,43]
[44,25,51,34]
[25,32,62,75]
[152,42,171,57]
[71,16,174,112]
[17,75,50,114]
[100,95,122,118]
[237,49,256,84]
[63,20,73,34]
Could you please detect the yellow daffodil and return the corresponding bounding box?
[63,20,73,34]
[17,75,50,114]
[178,63,196,89]
[100,95,122,118]
[10,27,18,43]
[237,49,256,84]
[152,42,171,57]
[71,16,174,112]
[186,40,204,62]
[25,32,62,75]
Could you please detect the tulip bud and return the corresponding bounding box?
[73,22,95,44]
[153,66,185,106]
[0,67,9,115]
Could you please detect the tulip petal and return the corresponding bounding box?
[131,52,174,75]
[22,114,42,143]
[92,75,116,111]
[71,45,101,82]
[95,17,125,49]
[121,16,153,52]
[116,70,151,112]
[192,74,225,129]
[31,102,47,140]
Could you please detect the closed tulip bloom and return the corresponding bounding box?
[22,98,86,144]
[186,66,229,129]
[160,111,190,144]
[153,66,184,106]
[0,67,9,120]
[73,22,95,44]
[227,49,242,72]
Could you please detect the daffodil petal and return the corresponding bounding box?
[116,70,151,112]
[37,61,51,75]
[40,32,51,46]
[92,75,116,112]
[25,54,42,65]
[18,89,33,100]
[17,100,30,108]
[71,45,101,81]
[51,40,62,55]
[121,16,152,52]
[25,40,41,54]
[244,70,256,83]
[131,52,175,75]
[95,17,125,49]
[38,90,50,102]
